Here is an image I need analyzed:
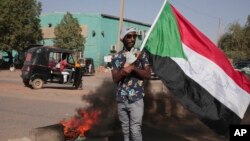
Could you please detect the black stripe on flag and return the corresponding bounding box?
[147,51,241,135]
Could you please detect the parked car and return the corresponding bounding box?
[78,58,95,76]
[234,60,250,77]
[0,54,24,71]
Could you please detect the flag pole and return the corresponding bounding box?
[117,0,124,52]
[140,0,168,51]
[216,17,221,43]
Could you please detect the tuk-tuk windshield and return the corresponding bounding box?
[67,54,75,65]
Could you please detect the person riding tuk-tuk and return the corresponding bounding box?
[21,46,83,89]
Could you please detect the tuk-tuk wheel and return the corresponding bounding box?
[32,78,44,89]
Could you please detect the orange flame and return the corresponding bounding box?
[60,109,101,139]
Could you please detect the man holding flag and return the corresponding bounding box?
[111,27,151,141]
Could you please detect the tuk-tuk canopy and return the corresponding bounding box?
[25,46,75,66]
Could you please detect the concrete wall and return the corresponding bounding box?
[40,13,150,68]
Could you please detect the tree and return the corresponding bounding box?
[218,15,250,61]
[54,12,85,57]
[228,23,247,49]
[0,0,42,64]
[244,15,250,57]
[0,0,42,51]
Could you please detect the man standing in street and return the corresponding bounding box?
[111,27,151,141]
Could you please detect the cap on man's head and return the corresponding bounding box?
[120,27,137,41]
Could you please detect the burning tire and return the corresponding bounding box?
[32,78,44,89]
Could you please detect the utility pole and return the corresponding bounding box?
[216,17,221,43]
[117,0,124,52]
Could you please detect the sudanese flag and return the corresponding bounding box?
[141,0,250,135]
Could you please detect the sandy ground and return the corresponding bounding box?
[1,69,249,141]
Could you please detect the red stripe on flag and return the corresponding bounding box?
[171,5,250,94]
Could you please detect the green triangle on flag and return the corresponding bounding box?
[142,1,186,59]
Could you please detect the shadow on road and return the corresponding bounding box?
[81,80,228,141]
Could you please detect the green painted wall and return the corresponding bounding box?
[40,13,150,68]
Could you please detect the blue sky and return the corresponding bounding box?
[38,0,250,43]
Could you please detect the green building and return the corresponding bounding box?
[40,13,150,68]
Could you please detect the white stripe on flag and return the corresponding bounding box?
[172,43,250,118]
